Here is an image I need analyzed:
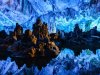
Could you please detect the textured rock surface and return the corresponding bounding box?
[1,49,100,75]
[0,0,100,32]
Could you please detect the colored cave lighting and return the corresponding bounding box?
[0,0,100,33]
[0,0,100,75]
[0,49,100,75]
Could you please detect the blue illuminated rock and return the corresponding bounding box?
[0,57,39,75]
[0,0,100,32]
[0,11,15,33]
[56,48,74,59]
[0,49,100,74]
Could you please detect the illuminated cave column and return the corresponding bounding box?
[49,22,56,34]
[97,23,100,31]
[85,21,91,32]
[49,23,56,34]
[49,17,56,34]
